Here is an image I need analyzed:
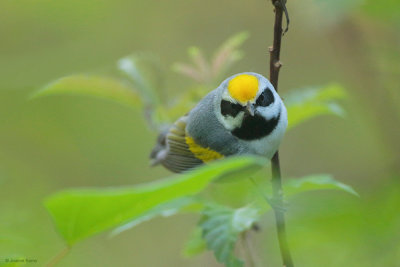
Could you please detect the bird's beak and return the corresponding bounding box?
[246,102,255,116]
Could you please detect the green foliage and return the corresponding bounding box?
[31,33,346,133]
[173,32,249,85]
[211,32,249,79]
[182,227,207,257]
[251,174,358,203]
[168,31,250,121]
[285,84,347,130]
[1,0,398,265]
[285,182,400,267]
[284,174,359,197]
[183,174,358,266]
[31,75,142,109]
[117,53,164,107]
[44,156,264,245]
[110,196,202,237]
[199,204,260,267]
[37,33,356,267]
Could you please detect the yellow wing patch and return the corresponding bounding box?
[228,74,259,103]
[185,136,224,163]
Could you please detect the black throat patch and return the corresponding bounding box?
[231,112,281,140]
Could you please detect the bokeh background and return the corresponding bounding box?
[1,0,399,266]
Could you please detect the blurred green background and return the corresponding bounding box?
[1,0,399,266]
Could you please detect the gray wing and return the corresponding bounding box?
[151,87,242,172]
[186,90,242,156]
[150,115,203,173]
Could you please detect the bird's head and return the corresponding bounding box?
[217,72,284,136]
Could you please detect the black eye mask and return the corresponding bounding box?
[256,88,275,107]
[220,100,244,117]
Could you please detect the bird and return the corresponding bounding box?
[150,72,288,173]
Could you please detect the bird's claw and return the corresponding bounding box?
[274,0,290,35]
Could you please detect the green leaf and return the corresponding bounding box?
[173,31,249,84]
[172,62,204,83]
[117,53,169,127]
[44,156,265,245]
[32,75,141,109]
[188,46,211,81]
[215,161,266,183]
[285,84,347,130]
[284,174,359,197]
[117,53,164,106]
[172,46,211,83]
[110,196,202,237]
[199,204,260,267]
[212,32,249,80]
[182,227,207,258]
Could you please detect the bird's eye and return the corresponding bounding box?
[220,100,243,117]
[256,88,274,107]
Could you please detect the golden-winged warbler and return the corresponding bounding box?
[151,72,288,172]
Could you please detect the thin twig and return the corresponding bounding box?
[45,246,70,267]
[268,0,294,266]
[240,232,256,267]
[245,230,261,267]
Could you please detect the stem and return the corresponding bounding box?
[45,246,70,267]
[271,152,293,267]
[268,1,294,266]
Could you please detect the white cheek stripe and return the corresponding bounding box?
[255,100,280,120]
[220,112,244,130]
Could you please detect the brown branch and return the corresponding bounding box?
[269,0,294,266]
[240,231,260,267]
[45,246,70,267]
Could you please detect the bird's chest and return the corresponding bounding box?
[231,113,281,140]
[236,113,287,159]
[240,136,279,159]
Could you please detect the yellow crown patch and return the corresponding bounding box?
[228,74,259,103]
